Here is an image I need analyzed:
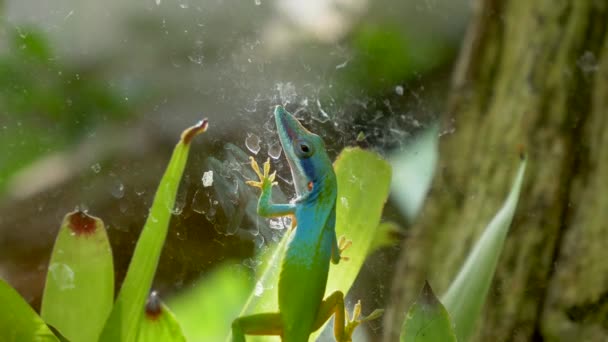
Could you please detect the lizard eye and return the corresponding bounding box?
[295,139,314,158]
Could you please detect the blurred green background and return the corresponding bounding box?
[0,0,469,340]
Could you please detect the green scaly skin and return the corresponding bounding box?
[231,106,382,342]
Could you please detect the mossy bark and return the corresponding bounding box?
[384,0,608,341]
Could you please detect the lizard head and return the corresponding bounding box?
[274,105,335,197]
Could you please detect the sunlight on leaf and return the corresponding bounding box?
[312,147,391,340]
[169,264,252,342]
[40,210,114,342]
[229,148,390,341]
[0,279,59,341]
[400,281,457,342]
[99,119,208,342]
[441,156,527,342]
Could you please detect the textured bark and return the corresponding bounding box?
[384,0,608,341]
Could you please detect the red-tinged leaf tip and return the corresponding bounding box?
[145,291,162,320]
[517,144,527,161]
[67,210,97,236]
[181,119,209,145]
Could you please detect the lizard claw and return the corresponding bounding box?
[338,235,353,261]
[246,157,277,189]
[343,301,384,341]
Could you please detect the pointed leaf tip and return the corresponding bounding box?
[181,119,209,144]
[67,210,98,236]
[420,281,439,307]
[400,281,457,342]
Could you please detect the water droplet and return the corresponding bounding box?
[188,55,204,65]
[356,131,366,142]
[268,142,282,160]
[48,263,75,290]
[282,216,293,228]
[269,218,285,230]
[156,0,161,5]
[110,180,125,199]
[172,188,187,215]
[202,170,214,187]
[277,82,297,105]
[254,281,264,296]
[245,134,261,154]
[254,234,265,248]
[577,51,598,75]
[91,163,101,173]
[340,196,349,209]
[191,189,207,214]
[395,85,404,96]
[179,3,188,9]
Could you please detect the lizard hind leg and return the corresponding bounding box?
[311,292,384,342]
[231,313,283,342]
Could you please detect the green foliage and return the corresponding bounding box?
[231,148,391,341]
[398,155,527,342]
[99,120,208,342]
[401,282,457,342]
[345,25,453,92]
[311,147,392,340]
[0,279,59,342]
[441,156,527,341]
[169,264,252,342]
[40,211,114,342]
[0,26,132,192]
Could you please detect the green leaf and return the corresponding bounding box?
[311,147,391,340]
[441,156,527,342]
[0,279,59,341]
[40,210,114,342]
[136,293,186,342]
[231,148,391,341]
[401,281,457,342]
[169,264,251,342]
[99,119,208,342]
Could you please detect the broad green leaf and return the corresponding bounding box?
[41,210,114,342]
[401,281,457,342]
[100,119,208,342]
[169,264,251,342]
[136,293,186,342]
[441,156,527,342]
[231,148,391,342]
[0,279,59,341]
[312,147,391,340]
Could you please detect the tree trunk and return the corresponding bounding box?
[384,0,608,341]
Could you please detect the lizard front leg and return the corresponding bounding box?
[246,157,296,219]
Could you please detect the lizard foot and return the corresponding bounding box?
[342,301,384,342]
[338,235,353,261]
[245,157,277,189]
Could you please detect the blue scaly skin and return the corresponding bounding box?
[231,106,381,342]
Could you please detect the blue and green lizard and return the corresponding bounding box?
[231,106,382,342]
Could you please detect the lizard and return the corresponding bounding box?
[231,105,381,342]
